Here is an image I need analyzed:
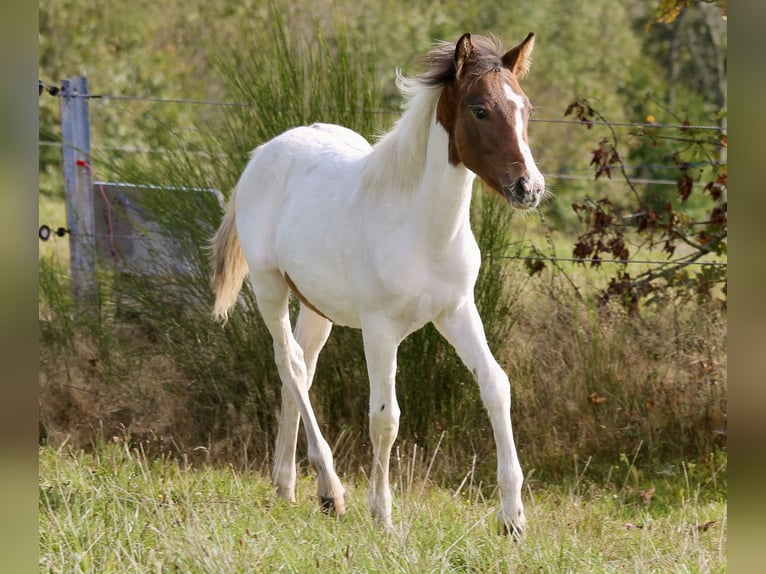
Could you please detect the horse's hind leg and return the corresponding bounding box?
[272,304,333,502]
[250,269,345,514]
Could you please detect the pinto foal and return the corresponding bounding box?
[210,32,545,537]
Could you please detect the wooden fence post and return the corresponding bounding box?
[60,76,98,311]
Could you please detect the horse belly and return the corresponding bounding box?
[277,235,363,328]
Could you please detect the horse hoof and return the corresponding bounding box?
[319,496,335,513]
[500,521,525,541]
[319,495,346,516]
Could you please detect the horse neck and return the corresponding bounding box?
[412,110,476,250]
[362,83,476,250]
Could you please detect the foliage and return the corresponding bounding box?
[646,0,727,30]
[559,2,727,313]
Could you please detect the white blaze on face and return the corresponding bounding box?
[504,83,545,190]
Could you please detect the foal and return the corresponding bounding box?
[210,32,545,537]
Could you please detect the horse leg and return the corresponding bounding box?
[361,319,401,531]
[251,269,345,514]
[272,304,332,502]
[434,300,526,538]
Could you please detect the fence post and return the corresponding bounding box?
[60,76,98,311]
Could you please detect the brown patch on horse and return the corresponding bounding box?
[429,34,510,165]
[432,33,535,164]
[284,272,331,321]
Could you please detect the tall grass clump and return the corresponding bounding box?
[209,1,381,184]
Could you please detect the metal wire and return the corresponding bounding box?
[47,87,725,131]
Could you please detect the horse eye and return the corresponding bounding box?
[471,107,488,120]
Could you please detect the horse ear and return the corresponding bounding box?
[502,32,535,79]
[454,33,473,79]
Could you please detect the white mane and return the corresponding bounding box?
[360,71,443,195]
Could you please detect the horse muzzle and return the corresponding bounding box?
[502,177,543,210]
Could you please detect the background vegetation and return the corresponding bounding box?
[38,0,727,556]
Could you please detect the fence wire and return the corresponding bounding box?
[39,80,727,131]
[38,79,727,273]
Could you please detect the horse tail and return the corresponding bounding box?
[210,185,248,324]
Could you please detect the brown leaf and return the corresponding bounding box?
[697,520,717,532]
[710,206,727,227]
[588,392,607,404]
[677,173,694,202]
[637,210,658,233]
[573,239,593,260]
[525,258,545,276]
[705,173,727,202]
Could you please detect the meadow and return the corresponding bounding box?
[39,437,726,573]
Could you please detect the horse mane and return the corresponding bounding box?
[360,73,441,195]
[361,35,507,195]
[418,34,506,86]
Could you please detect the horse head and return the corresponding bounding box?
[436,33,546,210]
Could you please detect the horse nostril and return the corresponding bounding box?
[502,177,541,209]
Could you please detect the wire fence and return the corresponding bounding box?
[39,81,727,131]
[40,88,727,186]
[39,225,727,270]
[38,139,720,188]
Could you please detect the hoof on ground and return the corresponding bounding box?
[500,521,525,542]
[319,496,346,516]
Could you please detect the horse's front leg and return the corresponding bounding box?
[361,318,402,531]
[434,299,526,538]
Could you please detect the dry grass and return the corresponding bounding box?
[502,286,727,479]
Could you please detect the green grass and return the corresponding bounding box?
[39,439,726,573]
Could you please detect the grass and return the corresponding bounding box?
[38,237,727,486]
[39,438,726,573]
